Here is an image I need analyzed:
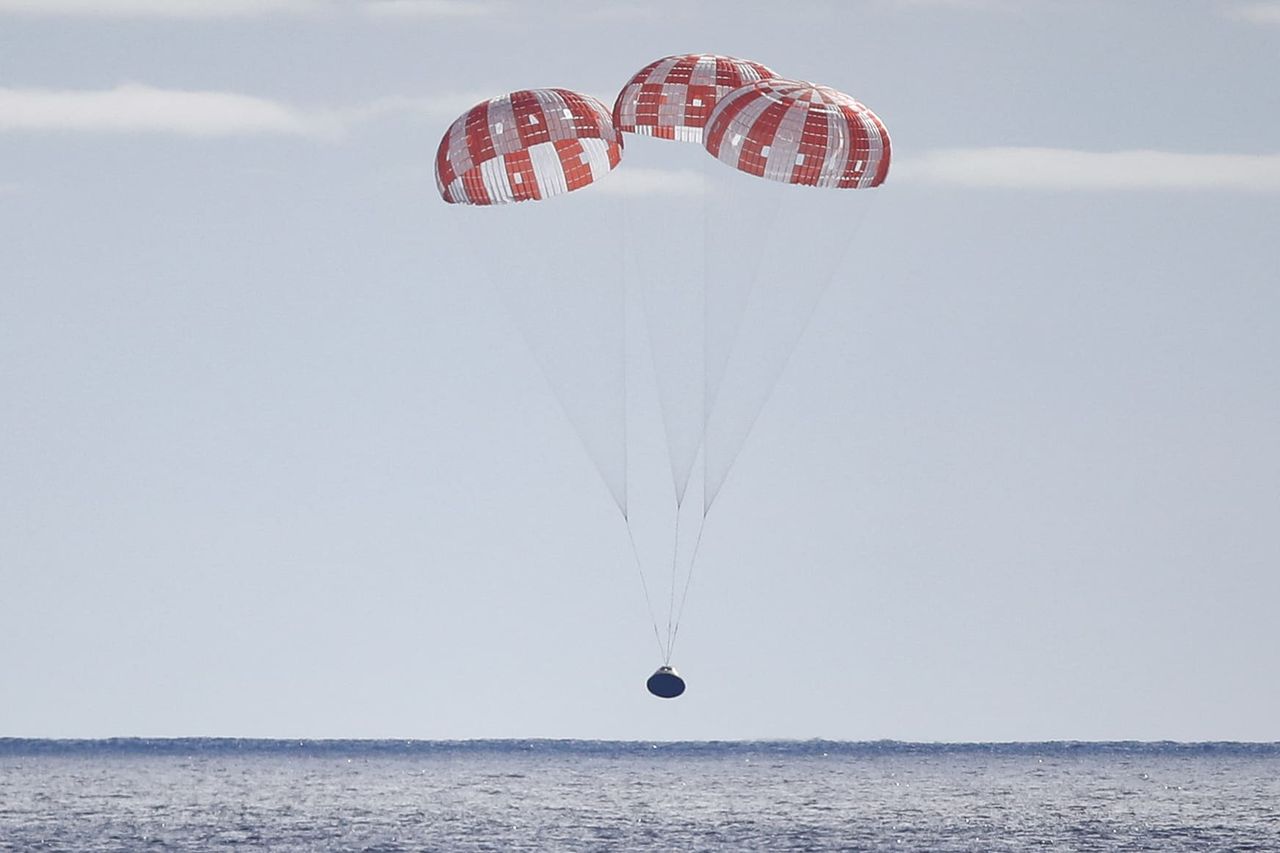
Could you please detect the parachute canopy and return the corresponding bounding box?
[613,54,776,143]
[703,78,891,188]
[436,88,622,205]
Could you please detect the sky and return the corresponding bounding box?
[2,0,1278,742]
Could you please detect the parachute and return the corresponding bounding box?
[437,89,630,512]
[436,88,622,205]
[437,66,890,699]
[613,53,776,142]
[703,78,891,189]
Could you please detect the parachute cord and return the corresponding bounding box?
[701,179,787,426]
[667,507,709,658]
[664,503,683,664]
[619,197,629,519]
[702,194,879,514]
[624,515,667,662]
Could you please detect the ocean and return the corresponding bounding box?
[1,740,1277,851]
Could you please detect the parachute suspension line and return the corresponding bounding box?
[635,159,711,505]
[700,177,787,516]
[472,208,629,519]
[663,503,683,664]
[618,195,629,520]
[702,192,880,513]
[638,269,691,503]
[618,203,667,659]
[668,506,709,658]
[701,177,787,422]
[624,516,668,662]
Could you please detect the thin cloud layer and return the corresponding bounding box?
[0,0,320,17]
[0,85,495,137]
[0,85,329,137]
[880,0,1024,11]
[898,148,1280,192]
[1223,2,1280,23]
[363,0,496,18]
[341,92,498,122]
[0,0,496,17]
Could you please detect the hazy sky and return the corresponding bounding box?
[2,0,1278,742]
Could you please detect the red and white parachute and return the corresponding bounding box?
[613,53,776,143]
[435,88,621,206]
[703,78,891,188]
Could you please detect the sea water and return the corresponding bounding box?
[1,740,1277,851]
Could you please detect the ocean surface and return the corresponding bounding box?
[1,740,1278,851]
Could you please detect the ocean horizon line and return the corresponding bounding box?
[3,737,1278,755]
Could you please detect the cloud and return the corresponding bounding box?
[579,2,680,22]
[1223,2,1280,23]
[0,84,333,137]
[0,0,497,17]
[896,148,1280,192]
[361,0,496,17]
[878,0,1024,10]
[0,0,322,17]
[0,85,502,138]
[596,167,704,196]
[337,92,494,122]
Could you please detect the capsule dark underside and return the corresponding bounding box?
[646,666,685,699]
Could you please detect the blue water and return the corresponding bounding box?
[2,740,1278,850]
